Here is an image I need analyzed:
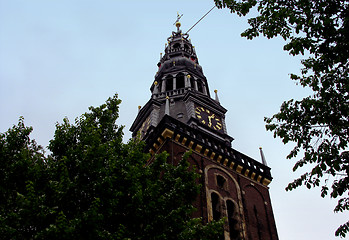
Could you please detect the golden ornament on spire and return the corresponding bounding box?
[176,21,181,28]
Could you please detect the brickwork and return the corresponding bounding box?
[152,136,278,240]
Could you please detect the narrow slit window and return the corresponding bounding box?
[158,80,162,93]
[197,81,203,93]
[165,75,173,91]
[190,78,195,89]
[227,200,240,240]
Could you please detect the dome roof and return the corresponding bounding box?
[154,25,206,83]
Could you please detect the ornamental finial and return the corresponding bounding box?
[165,96,170,115]
[259,147,268,166]
[214,89,220,102]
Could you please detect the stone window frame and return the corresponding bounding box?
[215,173,228,191]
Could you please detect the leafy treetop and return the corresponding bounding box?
[0,94,223,240]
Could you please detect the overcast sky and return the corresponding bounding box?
[0,1,347,239]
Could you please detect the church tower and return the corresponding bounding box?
[130,22,279,240]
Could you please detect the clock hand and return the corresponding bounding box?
[208,114,215,127]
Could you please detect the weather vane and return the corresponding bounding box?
[171,6,216,34]
[173,12,183,25]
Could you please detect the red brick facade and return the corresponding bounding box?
[151,132,278,240]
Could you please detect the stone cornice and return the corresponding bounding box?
[145,115,272,187]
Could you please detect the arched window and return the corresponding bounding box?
[165,75,173,91]
[176,73,185,89]
[216,175,226,189]
[197,81,203,93]
[158,80,162,93]
[211,192,221,221]
[227,200,240,240]
[173,43,180,49]
[253,205,263,240]
[190,78,195,90]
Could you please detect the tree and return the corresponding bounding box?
[214,0,349,237]
[0,94,223,239]
[0,117,50,239]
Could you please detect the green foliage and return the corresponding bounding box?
[0,117,49,239]
[0,94,222,239]
[215,0,349,237]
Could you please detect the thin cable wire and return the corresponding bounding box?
[185,6,216,34]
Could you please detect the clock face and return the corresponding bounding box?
[139,117,151,138]
[195,106,223,131]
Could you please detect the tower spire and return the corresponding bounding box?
[130,22,278,240]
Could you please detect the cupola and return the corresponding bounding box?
[151,22,210,100]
